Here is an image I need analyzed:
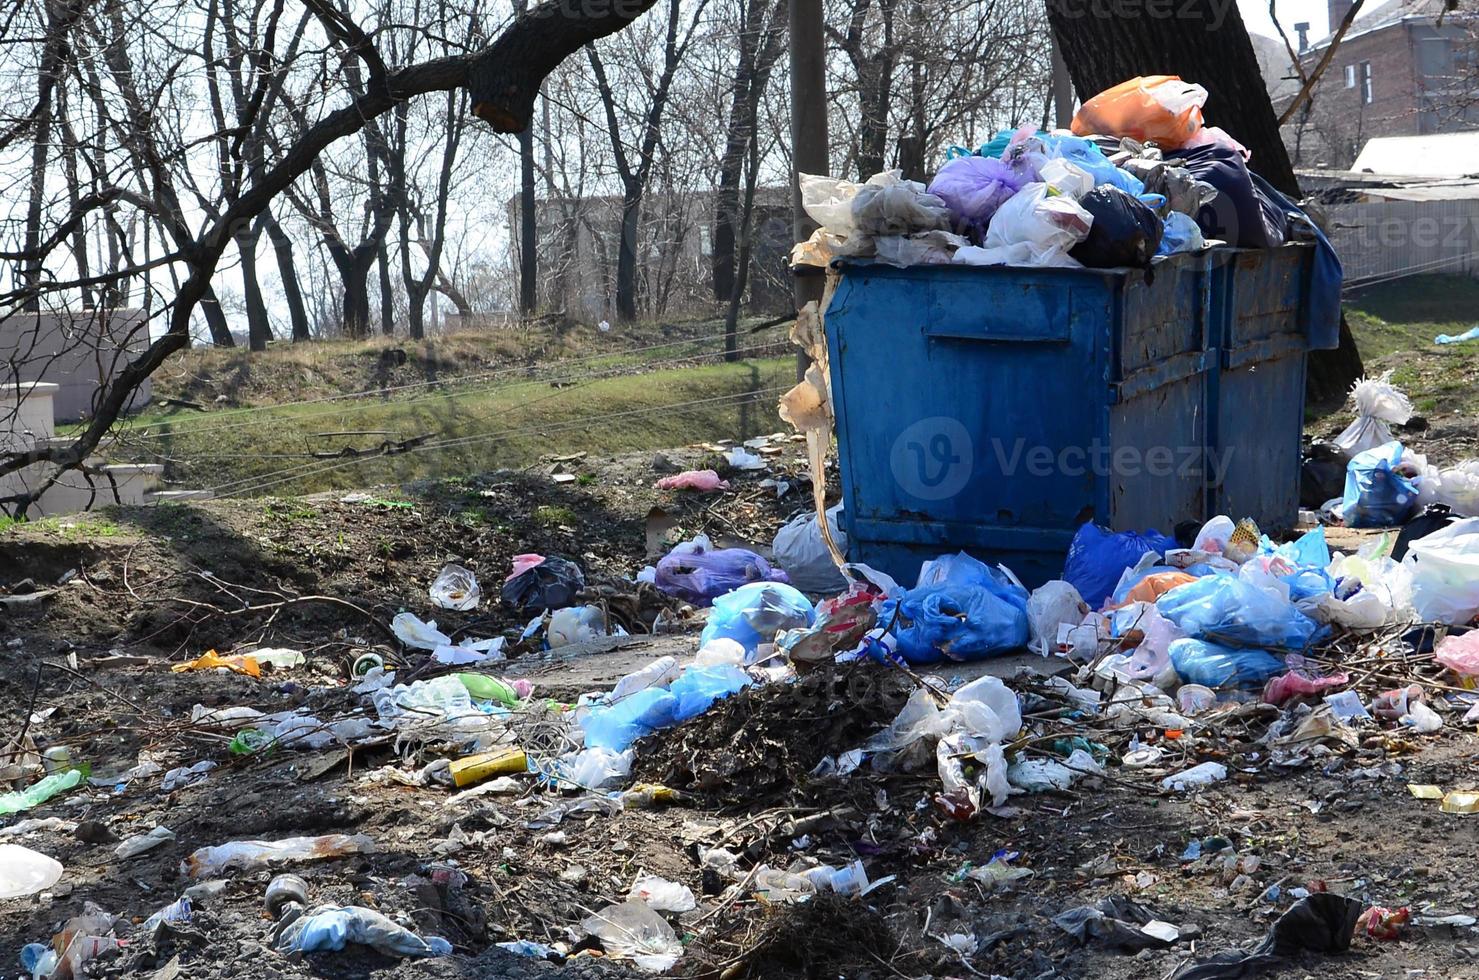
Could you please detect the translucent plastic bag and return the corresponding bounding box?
[1343,441,1419,528]
[429,564,480,611]
[927,155,1034,239]
[182,834,377,878]
[582,688,679,753]
[1334,373,1414,455]
[772,504,848,593]
[1071,75,1208,149]
[954,182,1093,268]
[1416,460,1479,516]
[668,663,752,722]
[581,899,683,972]
[654,534,790,606]
[1169,637,1285,688]
[698,581,815,657]
[1436,631,1479,676]
[276,905,451,958]
[1063,523,1178,609]
[1026,581,1088,656]
[1040,135,1146,195]
[1157,574,1322,650]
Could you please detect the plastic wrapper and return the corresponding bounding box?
[1070,186,1163,268]
[1343,440,1419,528]
[697,581,814,657]
[1071,75,1207,148]
[927,155,1034,239]
[501,555,584,612]
[182,833,377,878]
[654,534,789,606]
[429,563,480,611]
[1063,523,1178,610]
[954,182,1092,268]
[1334,372,1413,456]
[872,229,966,266]
[772,504,848,593]
[1158,574,1322,650]
[581,899,683,972]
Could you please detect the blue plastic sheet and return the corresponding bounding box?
[1169,637,1285,688]
[881,551,1028,663]
[1157,573,1323,650]
[669,664,752,722]
[1342,441,1419,528]
[698,581,815,656]
[583,687,678,752]
[1062,523,1178,609]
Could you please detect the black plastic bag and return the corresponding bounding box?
[1300,442,1351,509]
[1171,894,1363,980]
[1393,503,1462,561]
[1069,186,1163,269]
[1166,144,1288,249]
[501,556,585,612]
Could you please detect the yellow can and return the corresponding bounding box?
[449,747,528,788]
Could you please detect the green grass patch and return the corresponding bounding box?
[114,355,793,497]
[0,511,125,540]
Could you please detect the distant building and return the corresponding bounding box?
[507,188,794,324]
[1279,0,1479,168]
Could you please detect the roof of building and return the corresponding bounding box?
[1350,132,1479,177]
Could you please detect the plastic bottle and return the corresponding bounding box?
[454,673,521,706]
[0,769,84,817]
[182,834,377,878]
[266,874,310,918]
[448,747,528,787]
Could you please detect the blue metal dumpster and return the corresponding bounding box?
[823,244,1319,588]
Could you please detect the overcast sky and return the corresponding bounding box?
[1239,0,1332,40]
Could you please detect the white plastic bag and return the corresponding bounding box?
[628,874,697,913]
[0,843,62,898]
[1403,517,1479,625]
[1416,460,1479,516]
[581,900,683,972]
[429,564,480,611]
[1334,372,1413,455]
[772,504,848,593]
[953,183,1092,269]
[1026,581,1088,656]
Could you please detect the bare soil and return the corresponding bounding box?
[3,442,1477,980]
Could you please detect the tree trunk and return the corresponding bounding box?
[200,286,237,346]
[261,214,311,342]
[518,125,538,315]
[342,257,372,338]
[236,229,274,351]
[1047,0,1361,404]
[378,240,395,336]
[615,188,642,322]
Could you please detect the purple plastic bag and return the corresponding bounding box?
[927,156,1034,241]
[653,534,790,606]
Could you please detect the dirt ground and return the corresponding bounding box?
[3,438,1479,980]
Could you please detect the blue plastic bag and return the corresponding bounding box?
[583,687,678,752]
[1062,523,1178,609]
[698,581,815,657]
[654,535,790,605]
[669,664,752,722]
[1169,638,1285,688]
[882,553,1029,663]
[1157,211,1205,255]
[1342,441,1418,528]
[1156,573,1322,649]
[1274,526,1330,568]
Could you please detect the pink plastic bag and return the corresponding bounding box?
[1263,670,1350,706]
[1436,631,1479,676]
[654,469,730,492]
[506,554,545,582]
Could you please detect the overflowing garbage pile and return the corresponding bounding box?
[792,75,1330,272]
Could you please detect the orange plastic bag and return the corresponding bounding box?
[1070,75,1207,148]
[1107,571,1198,609]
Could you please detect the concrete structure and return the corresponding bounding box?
[1351,131,1479,175]
[0,308,153,422]
[1279,0,1479,168]
[1,382,162,516]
